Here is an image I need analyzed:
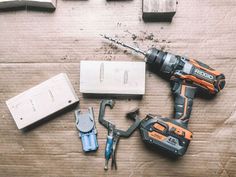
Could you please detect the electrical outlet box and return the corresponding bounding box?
[6,73,79,129]
[80,61,146,95]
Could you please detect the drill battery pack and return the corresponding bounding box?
[139,114,193,156]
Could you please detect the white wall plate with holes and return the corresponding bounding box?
[6,73,79,129]
[80,61,146,95]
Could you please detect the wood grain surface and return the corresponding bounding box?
[142,0,176,22]
[0,0,236,176]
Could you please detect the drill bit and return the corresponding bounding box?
[100,34,147,56]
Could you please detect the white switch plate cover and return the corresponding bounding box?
[80,61,146,95]
[6,73,79,129]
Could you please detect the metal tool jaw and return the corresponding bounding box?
[99,99,141,170]
[75,107,98,152]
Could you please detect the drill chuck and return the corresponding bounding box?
[146,49,180,77]
[145,48,165,68]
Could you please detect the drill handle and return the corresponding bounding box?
[171,79,197,127]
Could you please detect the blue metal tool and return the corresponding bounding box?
[75,107,98,152]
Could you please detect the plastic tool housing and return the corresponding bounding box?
[75,107,98,152]
[140,114,193,156]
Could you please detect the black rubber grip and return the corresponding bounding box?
[172,81,196,127]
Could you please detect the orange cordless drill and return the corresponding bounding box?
[101,35,226,156]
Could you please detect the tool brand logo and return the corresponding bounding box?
[194,69,214,80]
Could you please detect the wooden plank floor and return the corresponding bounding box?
[0,0,236,176]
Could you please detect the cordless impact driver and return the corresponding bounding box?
[101,34,226,156]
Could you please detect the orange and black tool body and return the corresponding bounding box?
[145,49,225,126]
[101,35,226,156]
[140,49,225,156]
[139,76,196,156]
[140,114,193,156]
[146,48,225,95]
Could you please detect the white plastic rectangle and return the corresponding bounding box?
[80,61,146,95]
[6,73,79,129]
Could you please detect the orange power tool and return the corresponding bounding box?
[101,35,226,156]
